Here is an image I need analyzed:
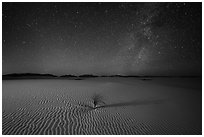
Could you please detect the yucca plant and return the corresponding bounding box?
[92,94,105,109]
[77,94,105,111]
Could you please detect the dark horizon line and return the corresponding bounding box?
[2,72,201,77]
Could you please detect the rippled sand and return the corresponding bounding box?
[2,78,202,135]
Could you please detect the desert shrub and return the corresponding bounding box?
[91,94,105,108]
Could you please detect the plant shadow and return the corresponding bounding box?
[97,99,164,109]
[78,99,165,112]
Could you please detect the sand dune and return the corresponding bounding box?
[2,78,202,135]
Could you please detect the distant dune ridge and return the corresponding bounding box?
[2,77,201,135]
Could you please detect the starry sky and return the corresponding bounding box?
[2,2,202,76]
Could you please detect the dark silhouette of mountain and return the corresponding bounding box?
[78,74,98,78]
[3,73,200,80]
[108,74,126,77]
[60,75,78,78]
[101,75,200,78]
[2,73,58,80]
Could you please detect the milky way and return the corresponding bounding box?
[2,2,202,76]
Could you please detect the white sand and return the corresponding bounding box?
[2,77,201,135]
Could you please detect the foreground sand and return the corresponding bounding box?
[2,77,202,135]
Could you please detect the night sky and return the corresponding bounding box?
[2,2,202,76]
